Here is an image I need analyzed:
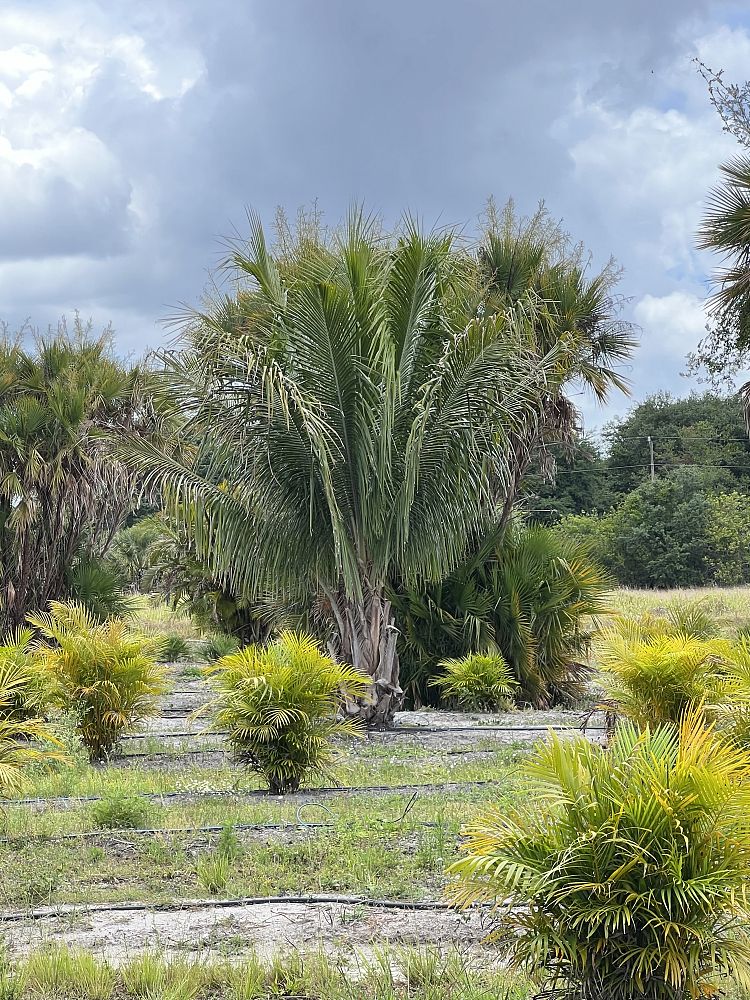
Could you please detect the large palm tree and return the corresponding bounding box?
[126,212,567,722]
[0,318,149,628]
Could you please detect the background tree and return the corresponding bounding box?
[478,200,635,526]
[690,64,750,388]
[0,317,153,629]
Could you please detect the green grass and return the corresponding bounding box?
[9,742,530,803]
[608,586,750,635]
[0,944,532,999]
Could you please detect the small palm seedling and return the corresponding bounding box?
[430,653,517,711]
[157,633,191,662]
[28,602,167,761]
[448,711,750,1000]
[199,633,241,663]
[204,631,370,793]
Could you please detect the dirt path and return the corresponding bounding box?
[2,900,491,961]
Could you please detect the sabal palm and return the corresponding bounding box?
[478,201,635,519]
[127,212,564,721]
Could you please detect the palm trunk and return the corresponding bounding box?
[325,584,402,726]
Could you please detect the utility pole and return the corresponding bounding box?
[647,435,655,482]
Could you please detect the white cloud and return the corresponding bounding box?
[633,291,708,356]
[0,5,204,261]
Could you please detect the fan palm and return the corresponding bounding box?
[125,208,630,723]
[448,712,750,1000]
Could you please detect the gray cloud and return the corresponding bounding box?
[0,0,747,427]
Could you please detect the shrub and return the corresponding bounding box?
[205,631,370,793]
[430,653,517,711]
[157,634,191,662]
[0,628,52,723]
[199,633,241,663]
[91,793,152,829]
[396,523,610,708]
[448,713,750,1000]
[596,632,725,728]
[28,602,166,761]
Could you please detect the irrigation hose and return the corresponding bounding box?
[0,894,465,924]
[3,778,501,810]
[0,791,433,844]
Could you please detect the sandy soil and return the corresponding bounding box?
[2,900,491,961]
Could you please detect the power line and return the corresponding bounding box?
[552,462,750,475]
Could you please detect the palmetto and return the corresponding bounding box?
[448,713,750,1000]
[203,631,370,793]
[28,602,166,761]
[395,523,610,708]
[126,209,630,723]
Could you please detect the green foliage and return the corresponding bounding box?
[430,653,517,711]
[597,631,725,728]
[560,468,750,588]
[205,631,370,793]
[196,853,230,893]
[28,602,167,761]
[91,793,153,830]
[0,628,51,722]
[448,714,750,1000]
[157,634,191,662]
[106,517,163,591]
[0,716,67,798]
[144,510,273,644]
[0,317,151,632]
[604,391,750,497]
[396,523,610,708]
[123,206,632,723]
[199,633,241,662]
[66,557,139,622]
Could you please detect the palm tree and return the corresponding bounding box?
[478,200,635,524]
[0,317,151,629]
[697,156,750,390]
[127,209,631,723]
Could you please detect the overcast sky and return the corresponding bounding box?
[1,1,748,431]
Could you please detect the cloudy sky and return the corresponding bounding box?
[1,1,748,430]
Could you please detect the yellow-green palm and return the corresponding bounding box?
[204,631,370,793]
[28,602,166,761]
[448,712,750,1000]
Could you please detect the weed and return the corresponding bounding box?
[92,793,152,829]
[196,853,230,893]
